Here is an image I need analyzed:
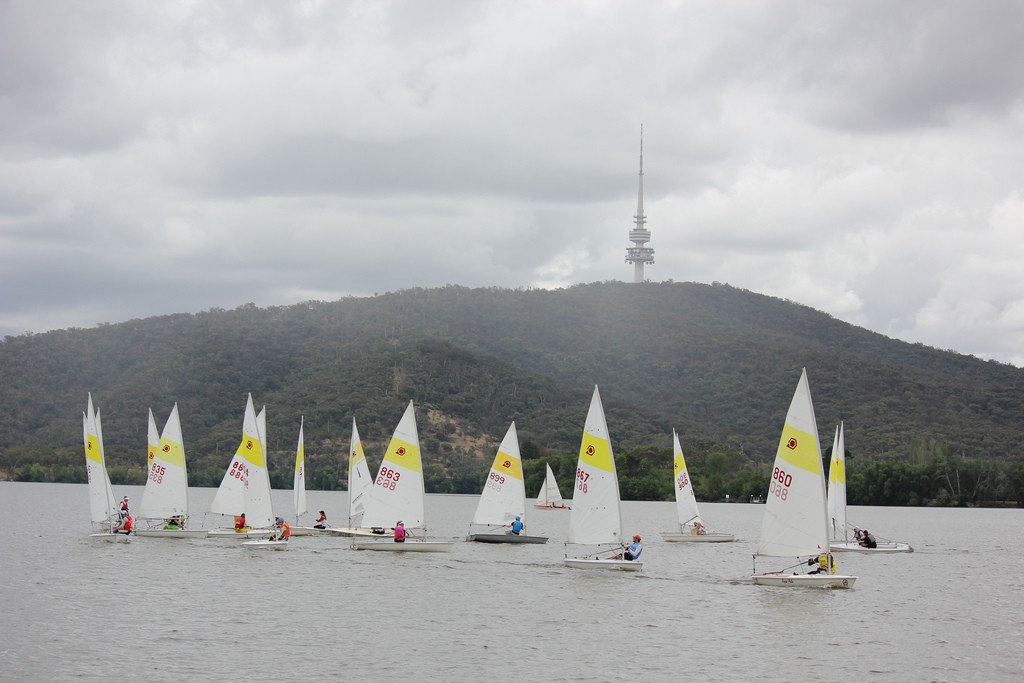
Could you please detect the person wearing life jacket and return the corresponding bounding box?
[623,535,643,561]
[393,521,406,543]
[119,496,130,519]
[234,513,247,530]
[118,515,133,534]
[313,510,328,529]
[808,553,835,574]
[275,517,290,541]
[507,516,524,535]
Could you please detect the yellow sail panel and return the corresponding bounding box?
[492,450,523,481]
[157,438,185,468]
[775,424,822,476]
[673,452,688,478]
[240,436,266,468]
[349,443,365,476]
[383,438,421,473]
[295,442,305,474]
[829,454,846,486]
[579,434,614,474]
[85,434,102,464]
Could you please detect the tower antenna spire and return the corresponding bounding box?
[625,125,654,282]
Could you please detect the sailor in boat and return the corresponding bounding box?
[506,516,524,536]
[807,553,836,574]
[275,517,291,541]
[234,513,248,531]
[393,521,406,543]
[691,520,707,535]
[119,496,130,520]
[854,528,877,549]
[116,514,133,535]
[163,515,182,530]
[313,510,328,529]
[614,535,643,561]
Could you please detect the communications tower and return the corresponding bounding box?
[624,126,654,282]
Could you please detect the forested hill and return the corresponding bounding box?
[2,281,1023,502]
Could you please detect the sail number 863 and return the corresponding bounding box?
[771,467,793,500]
[376,467,401,490]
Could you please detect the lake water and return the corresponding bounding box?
[0,481,1021,682]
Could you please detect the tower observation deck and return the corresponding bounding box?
[625,126,654,282]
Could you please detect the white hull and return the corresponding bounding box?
[89,532,128,542]
[288,526,332,537]
[751,572,856,588]
[564,557,642,572]
[660,531,735,543]
[241,539,289,550]
[469,533,548,544]
[133,528,209,539]
[328,527,394,538]
[830,541,913,553]
[208,528,276,539]
[351,539,453,552]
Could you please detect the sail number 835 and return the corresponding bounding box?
[771,467,793,500]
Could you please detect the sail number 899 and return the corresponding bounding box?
[487,471,505,492]
[771,467,792,501]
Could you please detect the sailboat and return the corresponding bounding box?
[208,395,276,540]
[134,404,208,538]
[351,401,453,552]
[660,429,734,542]
[329,419,393,538]
[288,418,326,536]
[468,422,548,544]
[236,400,288,550]
[827,423,913,553]
[751,369,856,588]
[534,463,569,509]
[82,394,121,540]
[564,386,641,571]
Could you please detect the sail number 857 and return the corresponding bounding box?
[771,467,793,501]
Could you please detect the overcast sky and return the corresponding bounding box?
[2,1,1023,366]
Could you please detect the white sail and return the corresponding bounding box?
[755,369,829,558]
[147,408,160,466]
[536,463,566,507]
[210,394,268,522]
[826,423,847,542]
[360,401,426,530]
[671,429,703,528]
[247,405,274,528]
[83,394,118,526]
[347,419,372,528]
[472,422,526,526]
[566,386,623,546]
[138,403,189,520]
[293,417,307,522]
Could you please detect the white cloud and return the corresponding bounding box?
[1,0,1023,366]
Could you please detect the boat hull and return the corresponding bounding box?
[288,526,332,537]
[660,531,735,543]
[564,558,642,572]
[208,528,276,539]
[328,527,395,538]
[470,533,548,544]
[133,529,209,539]
[241,539,289,550]
[751,573,857,588]
[89,532,129,542]
[830,541,913,553]
[351,540,453,552]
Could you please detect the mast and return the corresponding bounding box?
[624,125,654,282]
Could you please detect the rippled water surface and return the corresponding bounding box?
[1,482,1021,682]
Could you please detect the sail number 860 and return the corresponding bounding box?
[771,467,792,500]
